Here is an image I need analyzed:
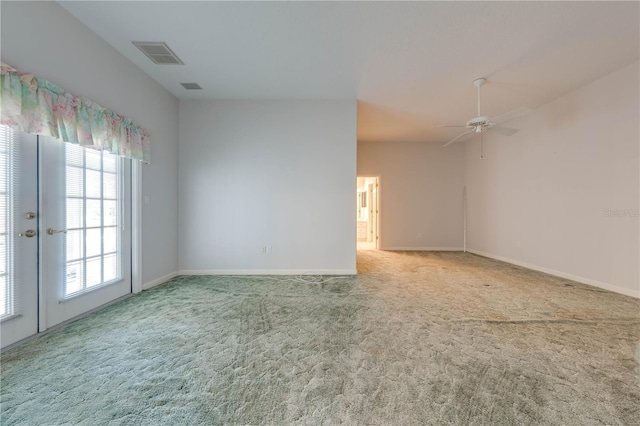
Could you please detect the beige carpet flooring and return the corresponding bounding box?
[1,250,639,425]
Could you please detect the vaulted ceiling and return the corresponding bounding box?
[59,1,639,144]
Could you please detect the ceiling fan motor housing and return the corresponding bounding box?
[466,116,492,131]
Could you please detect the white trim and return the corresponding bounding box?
[178,269,357,276]
[131,161,142,294]
[382,247,464,251]
[37,136,48,332]
[467,249,640,299]
[142,271,179,291]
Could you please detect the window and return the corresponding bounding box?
[64,144,122,297]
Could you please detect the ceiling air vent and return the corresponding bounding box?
[180,83,202,90]
[132,41,184,65]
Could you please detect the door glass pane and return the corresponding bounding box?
[85,169,102,198]
[103,201,117,226]
[86,199,102,228]
[103,173,117,199]
[85,228,102,257]
[0,275,6,318]
[103,154,116,173]
[66,166,83,197]
[1,126,16,319]
[66,147,83,167]
[85,150,102,171]
[66,198,83,229]
[65,261,83,295]
[103,255,117,282]
[103,227,117,254]
[63,144,122,298]
[86,257,102,288]
[66,230,83,261]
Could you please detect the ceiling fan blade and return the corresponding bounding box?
[443,130,474,147]
[489,107,532,125]
[437,124,468,128]
[489,126,519,136]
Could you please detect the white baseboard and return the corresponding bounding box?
[383,247,464,251]
[467,249,639,299]
[142,271,179,291]
[178,269,357,276]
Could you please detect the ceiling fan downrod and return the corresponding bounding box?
[474,78,486,118]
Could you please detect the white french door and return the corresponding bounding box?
[0,128,38,347]
[41,136,131,329]
[1,127,131,348]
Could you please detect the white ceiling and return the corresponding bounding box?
[59,1,639,144]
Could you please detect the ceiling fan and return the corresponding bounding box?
[438,78,530,152]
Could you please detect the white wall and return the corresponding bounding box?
[1,1,180,287]
[179,100,357,274]
[357,141,466,249]
[465,61,639,297]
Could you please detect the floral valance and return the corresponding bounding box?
[0,63,150,163]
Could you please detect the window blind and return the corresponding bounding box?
[0,125,17,319]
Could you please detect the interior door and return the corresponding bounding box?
[0,128,39,348]
[40,136,131,330]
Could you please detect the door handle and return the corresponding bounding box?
[18,229,37,238]
[47,228,67,235]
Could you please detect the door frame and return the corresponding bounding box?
[131,161,142,294]
[37,137,138,332]
[1,134,143,349]
[356,175,381,250]
[0,130,39,348]
[37,148,143,332]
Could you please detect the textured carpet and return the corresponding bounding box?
[1,251,639,425]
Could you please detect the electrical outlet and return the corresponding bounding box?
[266,246,272,254]
[262,246,267,254]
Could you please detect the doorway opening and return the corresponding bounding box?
[357,176,380,250]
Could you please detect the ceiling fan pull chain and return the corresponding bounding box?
[480,131,484,160]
